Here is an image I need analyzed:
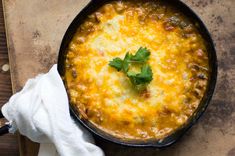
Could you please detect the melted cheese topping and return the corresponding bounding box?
[64,1,209,140]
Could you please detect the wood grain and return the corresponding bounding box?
[0,1,19,156]
[2,0,235,156]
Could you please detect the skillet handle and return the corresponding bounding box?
[0,110,9,136]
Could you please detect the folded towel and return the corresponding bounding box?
[1,64,104,156]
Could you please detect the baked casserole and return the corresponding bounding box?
[64,0,209,140]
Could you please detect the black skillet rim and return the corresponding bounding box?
[58,0,218,148]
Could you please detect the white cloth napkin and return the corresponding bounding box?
[1,64,104,156]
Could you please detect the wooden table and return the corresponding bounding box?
[0,1,19,156]
[1,0,235,156]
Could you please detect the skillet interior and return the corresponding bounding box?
[58,0,217,147]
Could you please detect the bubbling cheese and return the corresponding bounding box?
[64,0,209,140]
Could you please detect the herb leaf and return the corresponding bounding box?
[109,57,123,71]
[123,52,131,73]
[109,47,153,87]
[130,47,150,63]
[127,64,153,85]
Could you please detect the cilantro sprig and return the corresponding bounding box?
[109,47,153,87]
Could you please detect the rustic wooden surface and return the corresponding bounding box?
[0,1,19,156]
[2,0,235,155]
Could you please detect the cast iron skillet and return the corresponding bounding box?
[0,0,217,148]
[57,0,217,148]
